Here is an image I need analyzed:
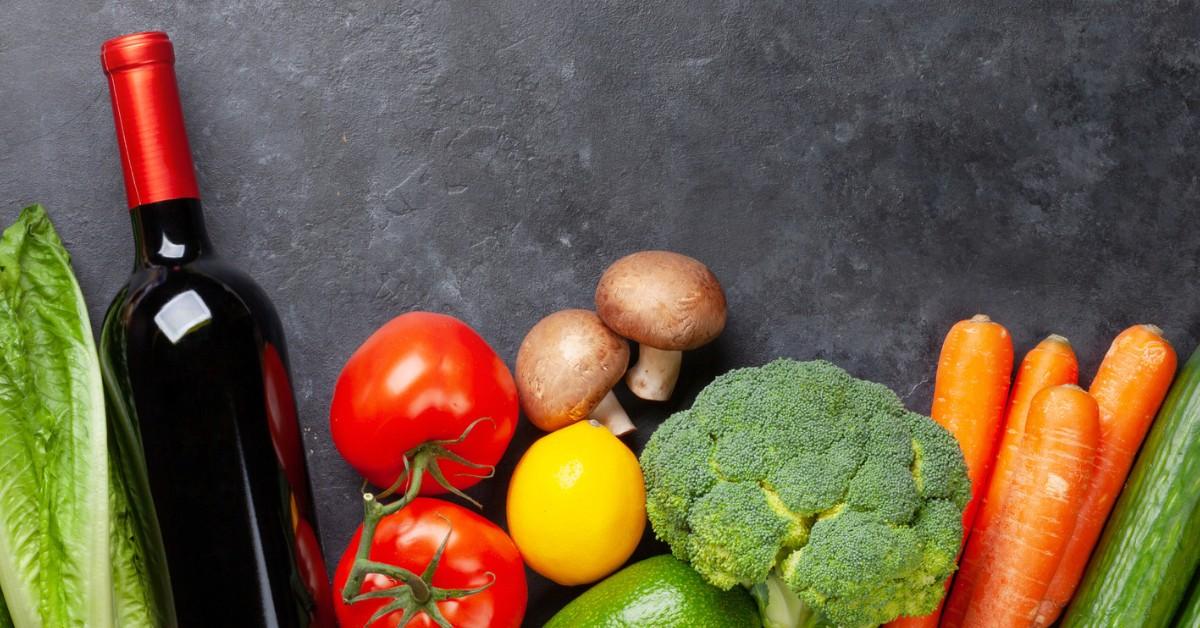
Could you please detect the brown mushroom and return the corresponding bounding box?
[595,250,726,401]
[515,309,634,435]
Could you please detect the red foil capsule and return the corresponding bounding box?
[102,32,200,209]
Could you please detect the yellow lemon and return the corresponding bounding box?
[506,420,646,585]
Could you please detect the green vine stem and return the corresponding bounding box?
[340,417,497,627]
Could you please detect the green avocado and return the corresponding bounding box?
[544,555,761,628]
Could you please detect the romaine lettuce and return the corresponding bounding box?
[0,205,172,628]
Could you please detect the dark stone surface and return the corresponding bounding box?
[3,1,1200,624]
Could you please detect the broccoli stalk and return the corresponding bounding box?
[640,359,972,628]
[752,571,817,628]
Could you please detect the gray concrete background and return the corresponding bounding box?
[3,1,1200,624]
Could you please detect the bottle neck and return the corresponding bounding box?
[103,32,200,209]
[131,198,212,267]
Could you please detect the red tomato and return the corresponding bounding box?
[330,312,518,493]
[333,498,527,628]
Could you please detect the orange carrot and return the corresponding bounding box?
[960,385,1099,628]
[942,335,1078,627]
[887,613,938,628]
[885,314,1013,628]
[931,315,1015,522]
[888,611,940,628]
[1037,324,1176,626]
[932,314,1015,528]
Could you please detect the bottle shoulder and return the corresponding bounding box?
[102,258,285,347]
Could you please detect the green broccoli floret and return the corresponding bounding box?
[640,359,970,628]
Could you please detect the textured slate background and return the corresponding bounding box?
[3,1,1200,624]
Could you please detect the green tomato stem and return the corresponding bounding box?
[340,418,498,626]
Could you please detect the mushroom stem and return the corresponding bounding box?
[590,390,635,436]
[626,345,683,401]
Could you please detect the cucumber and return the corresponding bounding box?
[1063,346,1200,627]
[1175,574,1200,627]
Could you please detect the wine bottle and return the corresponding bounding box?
[99,31,332,627]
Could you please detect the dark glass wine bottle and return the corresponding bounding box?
[99,31,332,627]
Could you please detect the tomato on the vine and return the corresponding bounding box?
[333,498,527,628]
[330,312,518,493]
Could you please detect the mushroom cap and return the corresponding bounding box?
[515,309,630,431]
[595,251,727,351]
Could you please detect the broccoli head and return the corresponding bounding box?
[640,359,970,628]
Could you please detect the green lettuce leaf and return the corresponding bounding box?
[106,391,175,627]
[0,205,110,628]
